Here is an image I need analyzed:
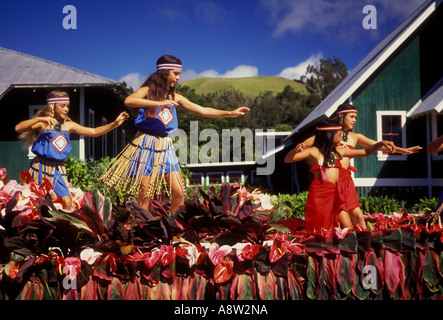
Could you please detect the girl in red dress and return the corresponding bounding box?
[293,103,421,229]
[284,119,395,232]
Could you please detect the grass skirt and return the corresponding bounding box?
[29,156,70,197]
[100,132,181,200]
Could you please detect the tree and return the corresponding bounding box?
[300,57,348,107]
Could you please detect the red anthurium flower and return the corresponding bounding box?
[269,232,290,263]
[175,246,188,258]
[237,244,260,262]
[159,245,175,266]
[214,258,234,284]
[9,265,19,280]
[144,250,160,269]
[196,244,208,265]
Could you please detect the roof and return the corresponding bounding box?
[284,0,441,142]
[0,47,119,99]
[407,76,443,118]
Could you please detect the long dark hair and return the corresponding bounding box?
[138,55,182,118]
[330,102,357,130]
[313,119,342,166]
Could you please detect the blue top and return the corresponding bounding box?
[31,129,72,161]
[134,105,178,134]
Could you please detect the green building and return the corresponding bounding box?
[285,0,443,202]
[0,47,132,181]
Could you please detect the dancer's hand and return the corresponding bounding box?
[39,116,58,126]
[158,100,179,109]
[229,106,250,117]
[113,112,129,127]
[295,143,306,153]
[381,140,396,153]
[398,145,422,154]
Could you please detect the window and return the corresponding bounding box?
[376,111,407,160]
[188,172,204,186]
[206,172,224,185]
[226,171,244,184]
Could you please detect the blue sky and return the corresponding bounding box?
[0,0,427,90]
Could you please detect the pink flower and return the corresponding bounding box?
[209,243,232,265]
[64,257,82,281]
[0,168,7,180]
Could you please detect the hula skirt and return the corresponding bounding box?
[29,156,70,198]
[100,132,181,200]
[338,167,360,212]
[304,178,344,232]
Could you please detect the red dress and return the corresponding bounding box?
[338,143,360,212]
[304,160,344,232]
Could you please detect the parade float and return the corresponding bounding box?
[0,168,442,301]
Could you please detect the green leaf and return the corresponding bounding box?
[45,210,93,234]
[268,203,291,225]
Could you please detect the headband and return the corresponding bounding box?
[337,108,357,115]
[157,63,182,70]
[47,97,70,104]
[316,125,342,131]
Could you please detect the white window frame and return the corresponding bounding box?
[101,116,108,156]
[206,171,225,186]
[376,110,407,161]
[88,109,95,159]
[187,172,204,187]
[27,105,44,159]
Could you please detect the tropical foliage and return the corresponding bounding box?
[1,168,442,300]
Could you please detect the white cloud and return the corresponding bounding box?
[180,65,259,81]
[118,73,145,90]
[260,0,426,41]
[278,53,323,80]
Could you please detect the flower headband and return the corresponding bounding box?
[316,125,342,131]
[157,63,182,70]
[47,97,70,104]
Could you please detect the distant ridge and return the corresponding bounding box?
[179,76,307,99]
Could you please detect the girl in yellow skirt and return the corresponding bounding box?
[15,90,129,210]
[100,55,250,212]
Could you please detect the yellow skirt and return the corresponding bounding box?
[100,132,182,200]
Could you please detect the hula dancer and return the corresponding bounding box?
[15,90,129,210]
[100,55,250,212]
[284,119,395,232]
[294,103,421,229]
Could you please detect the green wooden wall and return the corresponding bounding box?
[0,140,79,182]
[352,36,423,178]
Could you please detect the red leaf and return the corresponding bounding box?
[384,249,405,299]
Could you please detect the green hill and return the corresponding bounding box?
[179,76,307,99]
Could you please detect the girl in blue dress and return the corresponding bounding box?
[15,90,129,210]
[100,55,250,213]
